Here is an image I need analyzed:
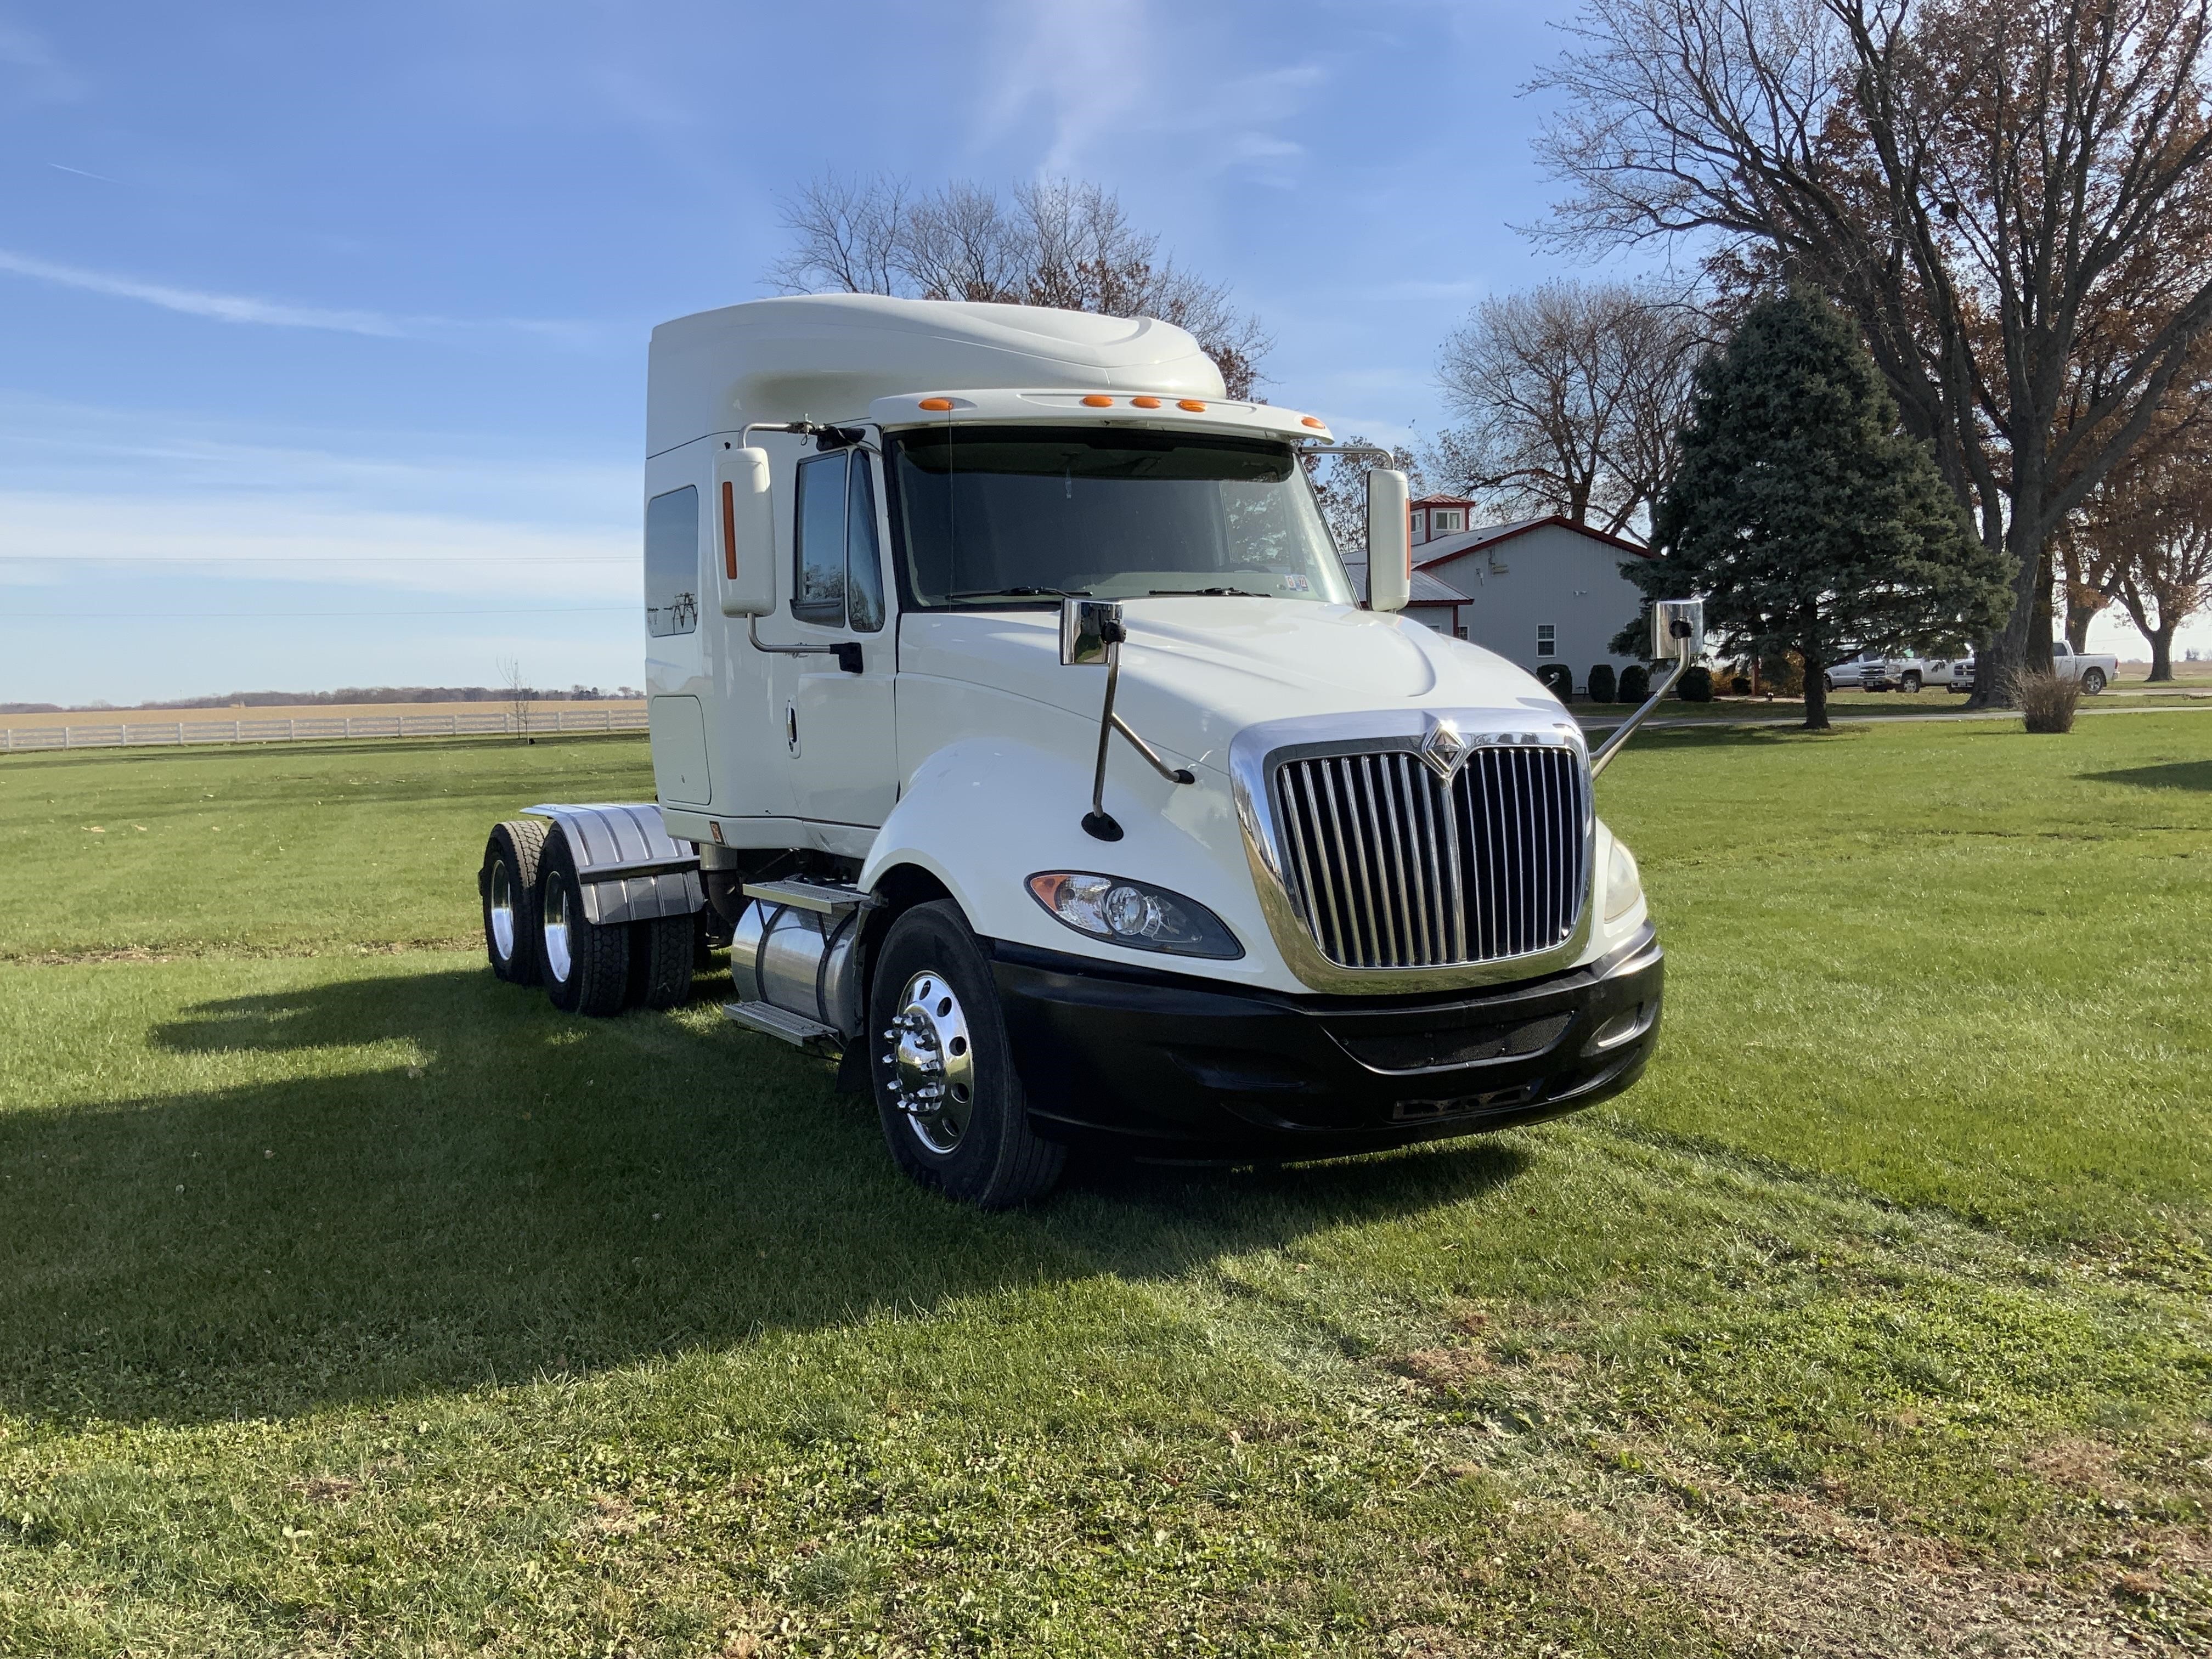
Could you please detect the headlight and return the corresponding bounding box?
[1603,838,1643,924]
[1026,872,1243,958]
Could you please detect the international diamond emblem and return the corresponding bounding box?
[1418,715,1469,783]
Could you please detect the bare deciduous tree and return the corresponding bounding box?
[1432,280,1706,538]
[768,174,1272,398]
[498,657,531,742]
[2076,426,2212,676]
[1532,0,2212,704]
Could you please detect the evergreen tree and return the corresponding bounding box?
[1633,291,2012,731]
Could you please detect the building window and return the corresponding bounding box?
[1433,509,1464,533]
[1537,623,1556,658]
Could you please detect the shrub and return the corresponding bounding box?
[1618,664,1651,702]
[2009,667,2082,733]
[1587,663,1617,703]
[1535,663,1575,700]
[1730,674,1753,696]
[1677,665,1714,702]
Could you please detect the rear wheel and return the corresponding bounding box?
[2081,668,2107,694]
[538,829,631,1016]
[868,901,1065,1209]
[628,913,697,1009]
[480,820,547,985]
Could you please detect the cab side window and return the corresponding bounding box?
[644,486,699,637]
[794,449,888,632]
[847,455,885,633]
[793,453,848,626]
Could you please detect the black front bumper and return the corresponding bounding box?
[992,926,1663,1162]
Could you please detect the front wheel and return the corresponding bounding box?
[2081,668,2107,694]
[1901,672,1922,693]
[868,901,1065,1209]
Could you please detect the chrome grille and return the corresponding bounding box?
[1269,744,1587,970]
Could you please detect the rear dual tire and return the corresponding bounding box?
[481,820,548,986]
[538,830,630,1017]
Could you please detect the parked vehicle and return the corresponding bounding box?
[1823,651,1892,692]
[2049,641,2116,693]
[476,295,1684,1207]
[1937,645,2114,693]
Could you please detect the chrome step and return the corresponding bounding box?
[722,999,843,1053]
[740,877,874,916]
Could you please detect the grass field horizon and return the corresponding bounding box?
[2,720,2207,1654]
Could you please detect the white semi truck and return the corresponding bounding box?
[477,295,1689,1207]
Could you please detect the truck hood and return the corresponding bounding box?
[898,597,1572,770]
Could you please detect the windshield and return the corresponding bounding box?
[890,425,1354,606]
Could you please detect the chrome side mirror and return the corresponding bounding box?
[1366,469,1410,613]
[1650,597,1703,662]
[1059,597,1125,665]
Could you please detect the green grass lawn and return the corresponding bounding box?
[2,724,2208,1655]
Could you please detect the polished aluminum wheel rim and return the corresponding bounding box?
[881,968,973,1154]
[542,880,573,983]
[490,861,518,961]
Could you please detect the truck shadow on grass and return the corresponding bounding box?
[0,962,1526,1427]
[2083,758,2212,792]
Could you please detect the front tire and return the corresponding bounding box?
[867,901,1065,1209]
[2082,668,2107,694]
[480,820,547,986]
[538,828,631,1016]
[1901,672,1922,693]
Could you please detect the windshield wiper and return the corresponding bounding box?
[1147,586,1266,597]
[945,585,1091,601]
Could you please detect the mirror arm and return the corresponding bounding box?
[1110,714,1196,786]
[1590,624,1696,777]
[747,617,861,674]
[1081,624,1193,842]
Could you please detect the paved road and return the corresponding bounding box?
[1577,700,2212,735]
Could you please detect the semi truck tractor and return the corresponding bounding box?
[477,295,1690,1207]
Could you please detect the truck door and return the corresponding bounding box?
[775,445,898,826]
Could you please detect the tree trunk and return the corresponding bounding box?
[1801,645,1830,732]
[2024,551,2056,674]
[1970,515,2047,707]
[2148,624,2176,681]
[2063,594,2100,653]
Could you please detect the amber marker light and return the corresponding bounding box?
[1081,393,1114,407]
[720,481,738,579]
[918,397,954,411]
[1302,415,1327,429]
[1178,399,1207,411]
[1130,396,1162,409]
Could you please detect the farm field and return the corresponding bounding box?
[0,699,646,734]
[1,722,2208,1655]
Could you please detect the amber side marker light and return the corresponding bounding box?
[918,397,955,411]
[1130,396,1162,409]
[1081,393,1114,407]
[1301,415,1327,428]
[1178,399,1208,412]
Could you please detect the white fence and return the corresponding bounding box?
[2,705,650,753]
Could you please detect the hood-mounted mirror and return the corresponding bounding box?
[1060,597,1194,841]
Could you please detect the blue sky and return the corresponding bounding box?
[0,1,2166,706]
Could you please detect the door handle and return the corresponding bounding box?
[785,701,800,757]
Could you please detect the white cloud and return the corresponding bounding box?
[0,249,599,343]
[976,0,1324,183]
[0,18,78,106]
[0,491,635,603]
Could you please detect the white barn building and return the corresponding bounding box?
[1351,500,1655,692]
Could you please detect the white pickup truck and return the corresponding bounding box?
[473,295,1688,1207]
[1936,645,2114,694]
